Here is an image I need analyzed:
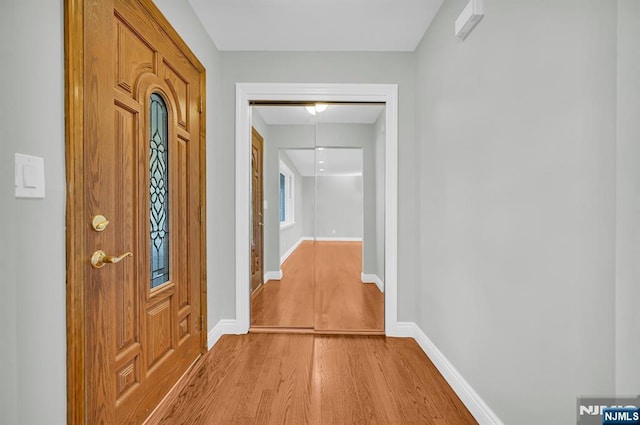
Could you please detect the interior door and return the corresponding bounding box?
[251,127,264,292]
[72,0,206,424]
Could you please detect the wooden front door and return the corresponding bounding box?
[251,128,264,292]
[65,0,206,424]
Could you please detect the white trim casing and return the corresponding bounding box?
[236,83,399,336]
[280,237,314,265]
[314,237,363,242]
[280,221,295,230]
[282,237,363,266]
[393,322,505,425]
[207,319,241,350]
[263,270,283,283]
[361,273,384,293]
[278,159,295,227]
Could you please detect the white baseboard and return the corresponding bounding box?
[280,237,313,265]
[361,273,384,293]
[314,237,362,242]
[207,319,242,350]
[263,270,283,283]
[280,237,363,265]
[395,322,504,425]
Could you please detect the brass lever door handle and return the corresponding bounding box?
[91,250,133,269]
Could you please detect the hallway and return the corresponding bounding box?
[4,1,638,424]
[146,333,477,425]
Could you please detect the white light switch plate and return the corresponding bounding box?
[15,153,45,198]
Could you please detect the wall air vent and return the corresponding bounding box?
[455,0,484,40]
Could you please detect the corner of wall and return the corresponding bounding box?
[361,273,384,293]
[398,322,505,425]
[263,270,283,283]
[207,319,243,350]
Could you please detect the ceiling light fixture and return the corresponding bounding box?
[319,168,325,172]
[318,160,325,164]
[305,103,328,116]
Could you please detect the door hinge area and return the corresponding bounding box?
[200,206,204,223]
[199,96,203,114]
[200,315,205,331]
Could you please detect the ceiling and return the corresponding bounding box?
[256,104,377,177]
[186,0,445,51]
[282,148,362,177]
[254,104,384,125]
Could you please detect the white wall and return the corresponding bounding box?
[302,176,316,237]
[278,150,308,260]
[252,107,269,138]
[261,125,315,272]
[615,0,640,395]
[315,176,363,239]
[221,52,418,322]
[415,1,617,424]
[374,112,386,281]
[315,124,381,274]
[0,1,66,424]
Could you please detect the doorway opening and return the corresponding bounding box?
[250,103,384,333]
[234,83,400,336]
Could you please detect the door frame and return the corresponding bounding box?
[64,1,208,423]
[234,83,400,336]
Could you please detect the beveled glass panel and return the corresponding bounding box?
[150,93,169,288]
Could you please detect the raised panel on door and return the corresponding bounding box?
[145,297,174,370]
[113,100,143,403]
[163,62,189,130]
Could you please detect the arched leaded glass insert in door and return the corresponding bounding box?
[150,93,169,288]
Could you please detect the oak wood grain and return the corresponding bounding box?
[145,334,478,425]
[251,128,264,292]
[251,241,384,332]
[251,240,315,328]
[314,241,384,332]
[65,0,86,423]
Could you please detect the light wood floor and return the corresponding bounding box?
[251,241,384,332]
[146,334,478,425]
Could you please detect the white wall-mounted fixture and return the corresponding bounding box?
[455,0,484,40]
[15,153,45,198]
